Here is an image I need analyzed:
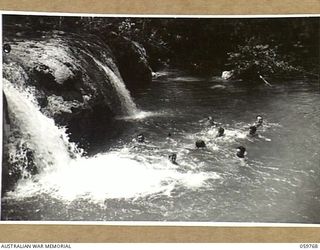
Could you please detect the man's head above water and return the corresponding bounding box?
[256,115,263,125]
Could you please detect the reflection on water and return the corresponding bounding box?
[2,71,320,223]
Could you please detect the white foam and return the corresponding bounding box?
[3,79,80,172]
[4,82,219,203]
[116,110,165,120]
[8,151,220,203]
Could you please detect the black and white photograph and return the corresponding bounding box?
[1,13,319,223]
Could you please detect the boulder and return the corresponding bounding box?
[2,33,126,148]
[105,33,152,92]
[2,32,150,192]
[221,70,233,80]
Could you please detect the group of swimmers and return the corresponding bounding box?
[197,115,264,160]
[134,115,264,165]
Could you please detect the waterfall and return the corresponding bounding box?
[91,57,139,116]
[2,41,213,204]
[3,79,81,173]
[3,80,216,203]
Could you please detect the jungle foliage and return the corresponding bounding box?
[3,15,319,80]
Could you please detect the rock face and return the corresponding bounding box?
[2,31,149,192]
[106,34,153,92]
[2,93,10,195]
[3,32,128,146]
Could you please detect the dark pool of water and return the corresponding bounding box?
[2,70,320,223]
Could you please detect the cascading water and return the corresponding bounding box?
[2,35,141,119]
[3,76,216,204]
[2,34,220,220]
[91,57,139,116]
[2,36,319,223]
[3,79,82,173]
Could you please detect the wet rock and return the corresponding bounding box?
[2,93,11,194]
[2,33,124,148]
[221,70,233,80]
[2,33,130,192]
[2,32,150,192]
[2,92,39,192]
[106,33,152,92]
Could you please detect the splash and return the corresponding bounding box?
[3,79,81,173]
[8,151,219,203]
[3,82,219,203]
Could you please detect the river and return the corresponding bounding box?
[2,69,320,223]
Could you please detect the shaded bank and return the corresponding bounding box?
[4,15,319,79]
[105,33,153,92]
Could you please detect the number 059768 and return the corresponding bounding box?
[300,244,319,248]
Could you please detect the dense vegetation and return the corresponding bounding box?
[3,15,319,80]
